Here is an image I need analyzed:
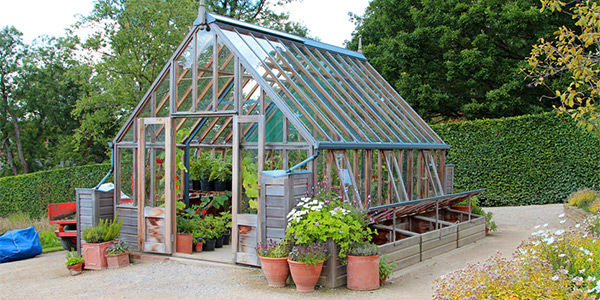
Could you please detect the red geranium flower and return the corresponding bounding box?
[195,211,198,214]
[156,158,163,164]
[201,210,207,214]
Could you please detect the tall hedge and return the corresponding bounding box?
[0,164,111,218]
[433,113,600,207]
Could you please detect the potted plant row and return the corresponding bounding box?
[189,155,232,192]
[176,206,232,254]
[81,216,123,270]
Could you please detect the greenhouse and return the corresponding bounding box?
[102,7,484,275]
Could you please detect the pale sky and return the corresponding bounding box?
[0,0,370,47]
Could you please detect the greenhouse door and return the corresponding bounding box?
[136,117,176,254]
[232,115,264,266]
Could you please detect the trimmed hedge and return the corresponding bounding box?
[0,164,111,218]
[433,113,600,207]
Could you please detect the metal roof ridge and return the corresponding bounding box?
[202,12,366,60]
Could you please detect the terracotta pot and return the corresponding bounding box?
[450,205,471,213]
[379,277,386,286]
[176,233,193,254]
[106,252,130,269]
[287,259,324,292]
[66,262,83,276]
[194,242,204,253]
[82,240,113,270]
[347,255,380,290]
[259,256,290,287]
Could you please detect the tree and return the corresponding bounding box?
[526,0,600,136]
[0,26,29,174]
[348,0,571,121]
[70,0,307,164]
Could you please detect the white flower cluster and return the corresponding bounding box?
[286,197,325,224]
[329,206,350,216]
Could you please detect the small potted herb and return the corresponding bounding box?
[287,242,329,292]
[192,230,204,253]
[256,239,292,288]
[65,251,84,276]
[347,242,380,290]
[106,240,130,269]
[379,254,396,286]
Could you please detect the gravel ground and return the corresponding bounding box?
[0,204,567,300]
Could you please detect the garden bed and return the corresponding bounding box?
[562,203,591,224]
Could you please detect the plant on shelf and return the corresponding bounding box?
[347,241,381,290]
[256,239,293,287]
[379,254,396,286]
[210,155,232,191]
[106,240,130,269]
[287,242,328,292]
[285,187,373,262]
[65,251,85,276]
[81,216,123,270]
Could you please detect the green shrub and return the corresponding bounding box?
[567,188,600,212]
[81,216,123,243]
[0,164,110,218]
[433,113,600,206]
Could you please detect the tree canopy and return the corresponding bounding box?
[348,0,572,121]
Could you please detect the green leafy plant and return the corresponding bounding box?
[209,155,232,182]
[190,156,212,181]
[107,239,129,255]
[348,242,380,257]
[176,216,195,234]
[379,254,396,282]
[65,251,84,266]
[568,188,600,212]
[200,191,231,210]
[286,193,373,261]
[256,239,292,258]
[81,216,123,243]
[471,205,498,232]
[289,243,328,266]
[192,230,204,243]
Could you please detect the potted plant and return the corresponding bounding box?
[202,216,218,251]
[256,239,292,288]
[472,205,498,234]
[81,216,123,270]
[214,215,227,248]
[198,156,213,191]
[379,254,396,286]
[209,156,232,192]
[106,240,130,269]
[189,158,202,190]
[287,242,328,292]
[176,216,194,254]
[219,211,232,245]
[65,251,84,276]
[193,231,204,253]
[346,242,380,290]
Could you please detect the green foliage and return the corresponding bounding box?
[349,0,571,121]
[209,155,232,182]
[433,113,600,206]
[38,231,61,252]
[286,196,373,261]
[0,163,110,218]
[107,239,129,255]
[379,254,396,281]
[65,251,84,266]
[255,239,292,258]
[348,242,380,257]
[176,216,195,234]
[289,243,329,266]
[81,216,123,243]
[190,156,212,181]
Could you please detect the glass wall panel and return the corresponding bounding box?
[176,42,194,112]
[217,38,235,111]
[155,73,170,118]
[196,32,214,111]
[117,147,135,206]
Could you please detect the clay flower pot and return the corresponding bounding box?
[82,240,113,270]
[287,259,324,292]
[347,255,380,290]
[176,233,193,254]
[194,242,204,253]
[106,252,130,269]
[66,262,83,276]
[259,256,290,287]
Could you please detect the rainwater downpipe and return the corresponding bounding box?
[95,142,115,189]
[286,149,320,174]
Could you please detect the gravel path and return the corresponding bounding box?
[0,204,567,300]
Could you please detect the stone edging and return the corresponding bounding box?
[563,203,592,225]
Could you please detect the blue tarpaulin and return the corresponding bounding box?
[0,226,42,263]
